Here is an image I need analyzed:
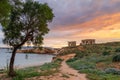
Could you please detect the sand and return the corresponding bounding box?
[26,54,88,80]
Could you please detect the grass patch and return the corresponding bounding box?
[67,53,120,80]
[11,58,62,80]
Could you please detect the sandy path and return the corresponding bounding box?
[26,54,88,80]
[59,54,87,80]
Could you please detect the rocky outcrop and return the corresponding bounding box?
[17,48,55,54]
[57,46,84,55]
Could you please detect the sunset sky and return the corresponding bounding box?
[0,0,120,48]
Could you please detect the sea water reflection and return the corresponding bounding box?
[0,49,54,69]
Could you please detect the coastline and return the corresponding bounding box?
[16,52,57,56]
[16,48,57,55]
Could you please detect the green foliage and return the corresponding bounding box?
[75,51,88,58]
[66,58,77,62]
[83,45,105,53]
[2,0,54,47]
[40,58,62,71]
[12,69,40,80]
[65,43,120,80]
[88,73,120,80]
[102,51,110,56]
[11,58,62,80]
[82,43,120,54]
[105,68,120,75]
[1,0,54,76]
[112,54,120,62]
[67,59,96,70]
[115,48,120,52]
[0,0,11,26]
[67,52,120,80]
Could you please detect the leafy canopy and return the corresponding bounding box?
[2,0,54,47]
[0,0,11,26]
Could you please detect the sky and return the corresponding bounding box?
[0,0,120,48]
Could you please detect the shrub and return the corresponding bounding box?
[102,51,110,56]
[105,68,120,75]
[115,48,120,52]
[40,58,62,71]
[104,46,111,50]
[55,58,63,62]
[66,58,77,62]
[80,69,105,75]
[67,60,96,70]
[75,51,88,58]
[112,54,120,62]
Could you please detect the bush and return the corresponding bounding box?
[67,60,96,70]
[102,51,110,56]
[80,69,105,75]
[40,58,62,71]
[105,68,120,75]
[112,54,120,62]
[66,58,77,62]
[75,51,88,58]
[115,48,120,52]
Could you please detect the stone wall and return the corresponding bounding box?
[68,41,76,47]
[81,39,95,45]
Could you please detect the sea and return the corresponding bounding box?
[0,48,54,69]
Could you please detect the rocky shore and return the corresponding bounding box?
[17,48,56,55]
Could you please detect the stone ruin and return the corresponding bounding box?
[68,41,76,47]
[68,39,96,47]
[81,39,95,45]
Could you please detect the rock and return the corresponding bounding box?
[17,48,55,54]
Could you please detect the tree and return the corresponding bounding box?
[2,0,54,77]
[0,0,11,26]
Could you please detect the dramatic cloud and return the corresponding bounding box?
[0,0,120,47]
[40,0,120,48]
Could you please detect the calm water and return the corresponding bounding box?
[0,49,54,69]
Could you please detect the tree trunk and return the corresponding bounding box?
[8,46,18,77]
[8,34,29,77]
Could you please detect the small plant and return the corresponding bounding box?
[40,58,62,71]
[75,51,88,58]
[67,60,96,70]
[115,48,120,52]
[66,58,77,62]
[112,54,120,62]
[102,51,110,56]
[105,68,120,75]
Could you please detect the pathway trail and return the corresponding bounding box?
[26,54,88,80]
[58,53,87,80]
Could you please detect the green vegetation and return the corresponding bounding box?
[11,58,62,80]
[67,54,120,80]
[115,48,120,52]
[0,0,11,26]
[75,51,88,58]
[105,68,120,75]
[112,54,120,62]
[1,0,54,77]
[59,47,80,56]
[66,42,120,80]
[102,51,110,56]
[82,42,120,54]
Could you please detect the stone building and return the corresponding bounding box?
[81,39,95,45]
[68,41,76,47]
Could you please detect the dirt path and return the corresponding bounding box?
[58,54,87,80]
[26,54,87,80]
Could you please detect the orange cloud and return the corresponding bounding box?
[44,12,120,48]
